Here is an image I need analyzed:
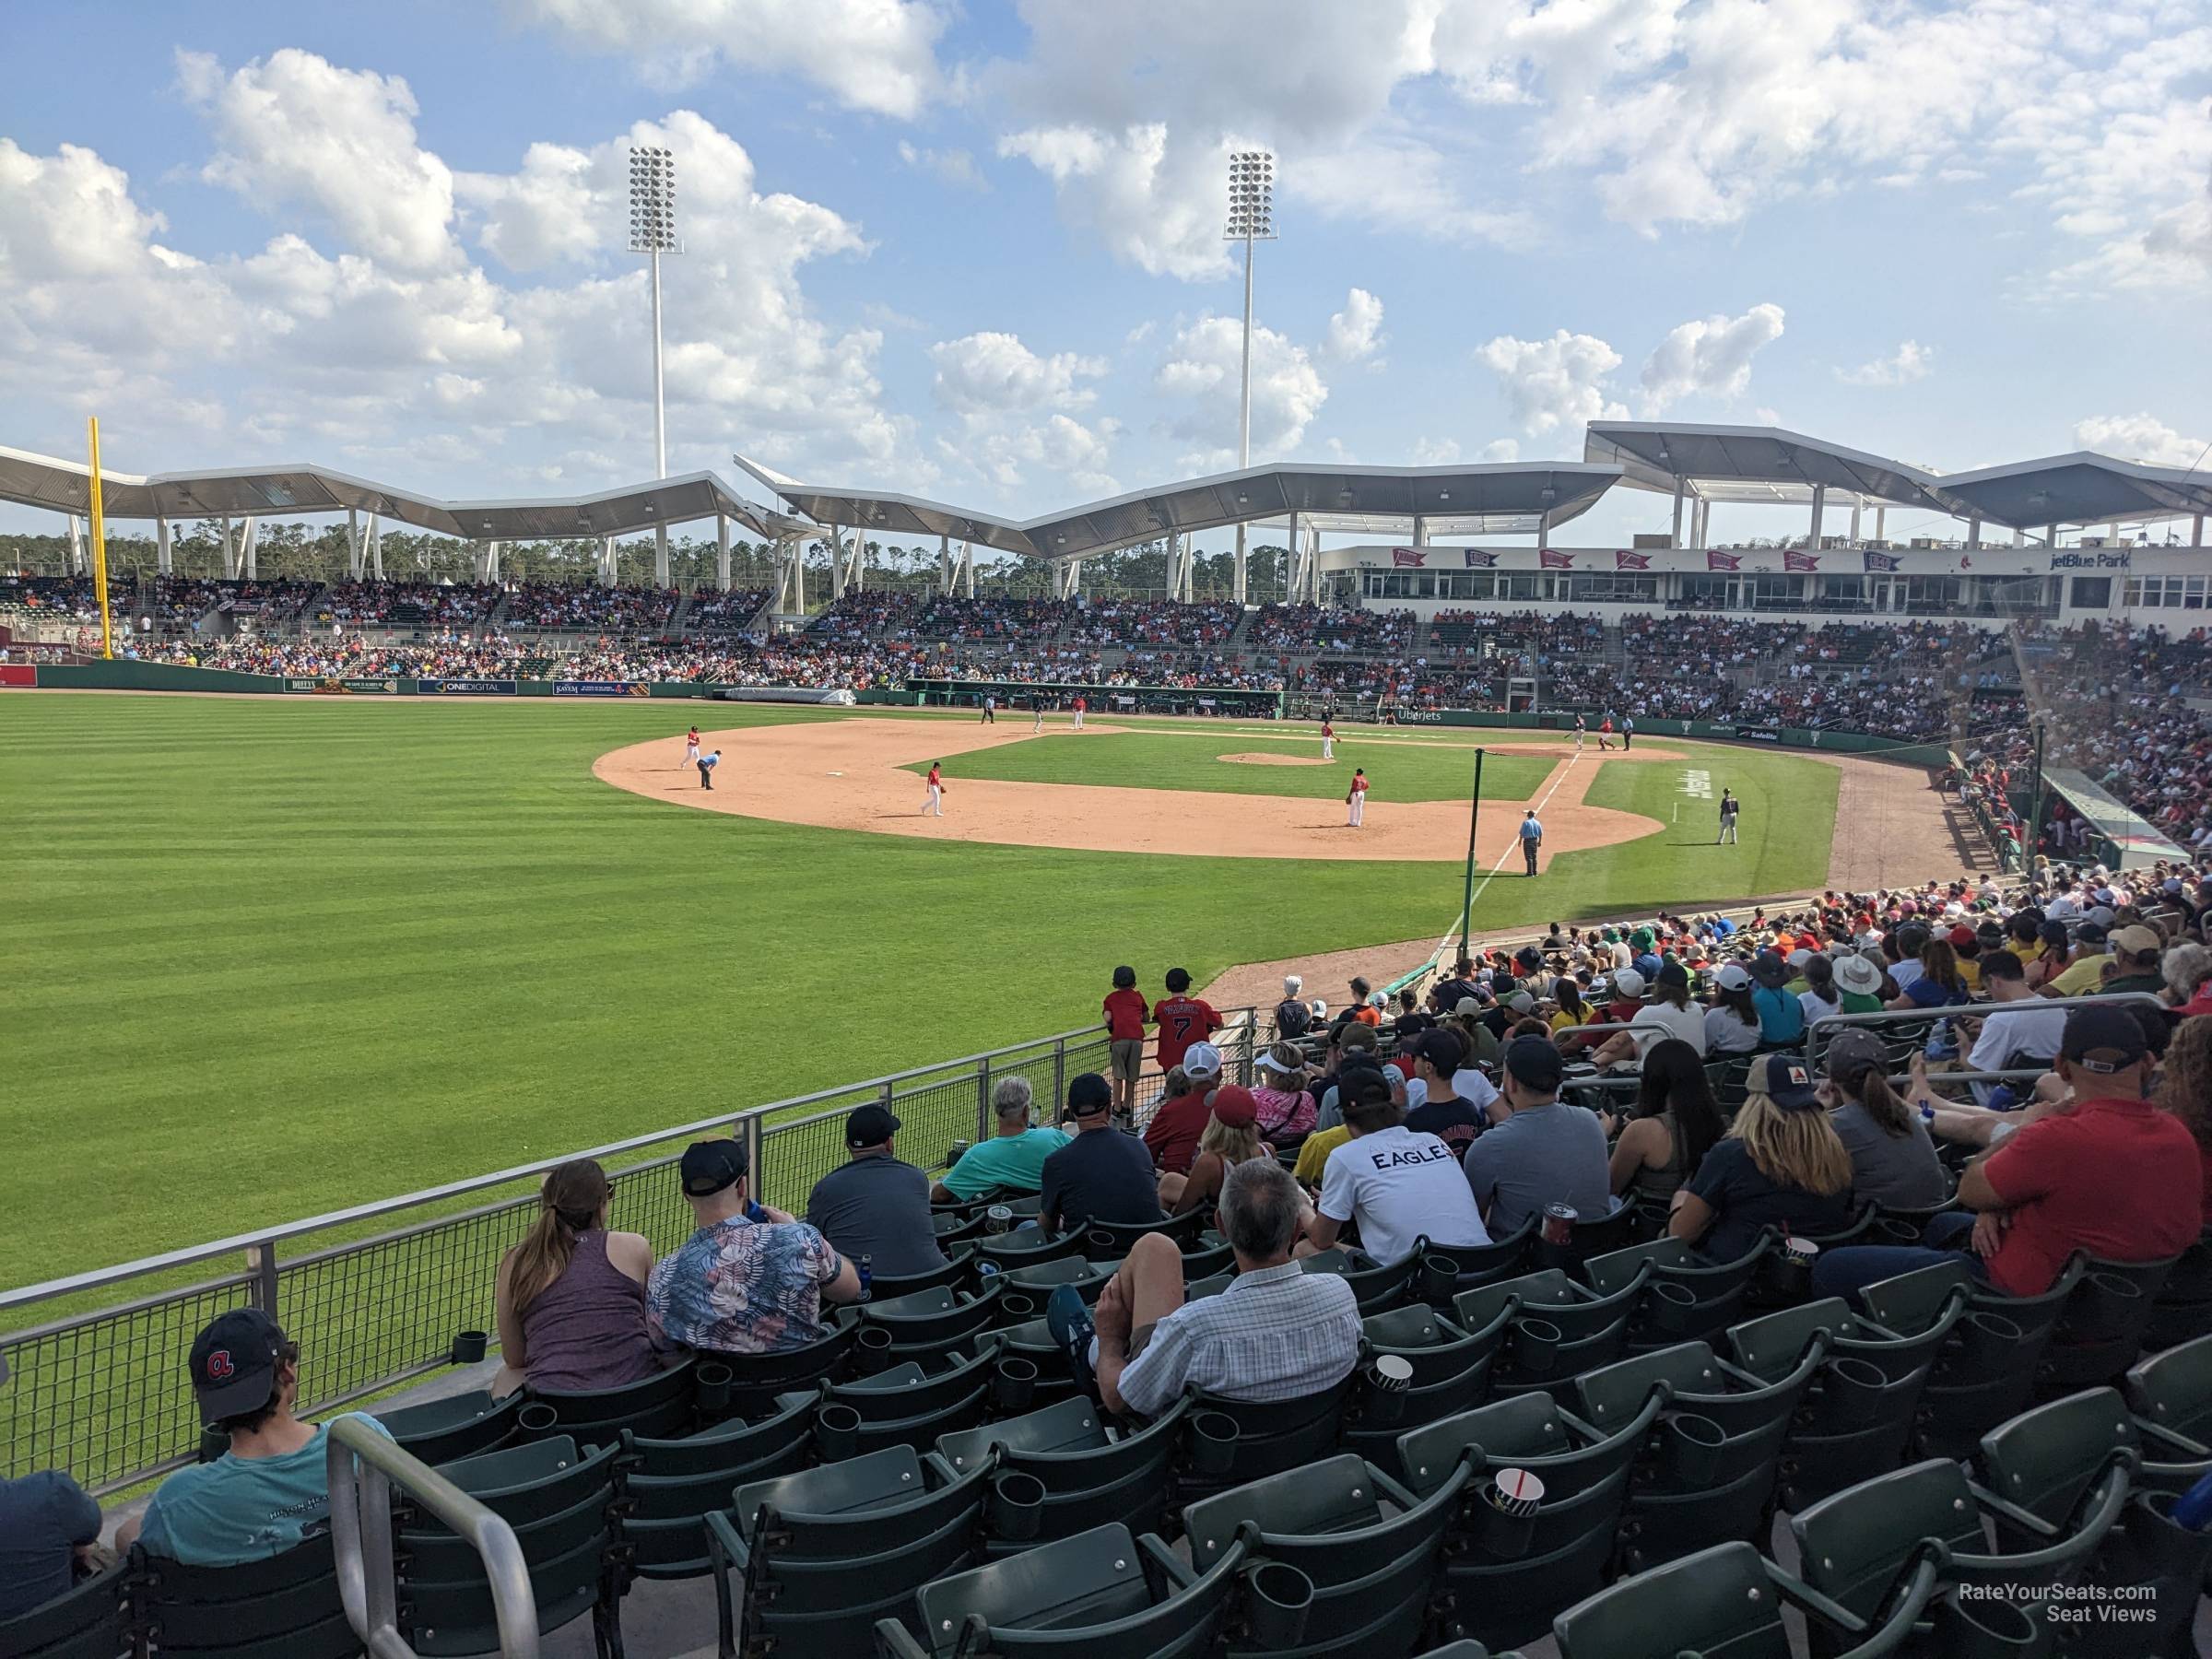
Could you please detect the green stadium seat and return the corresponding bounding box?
[126,1536,359,1659]
[705,1444,991,1658]
[937,1394,1192,1552]
[622,1394,817,1578]
[1415,1220,1535,1300]
[1453,1267,1647,1400]
[1550,1538,1936,1659]
[2144,1228,2212,1351]
[1179,1377,1351,1499]
[0,1563,128,1659]
[378,1390,521,1468]
[1583,1233,1769,1347]
[1344,1304,1507,1477]
[2041,1253,2182,1394]
[868,1250,975,1301]
[1182,1452,1469,1658]
[861,1284,1006,1355]
[1078,1212,1207,1255]
[1396,1390,1661,1653]
[2125,1332,2212,1460]
[787,1343,997,1459]
[1859,1257,2077,1461]
[521,1355,698,1443]
[873,1523,1274,1659]
[696,1321,865,1421]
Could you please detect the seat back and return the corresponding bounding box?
[2125,1332,2212,1453]
[1079,1211,1206,1255]
[525,1355,697,1441]
[1361,1304,1507,1388]
[1551,1541,1789,1659]
[907,1526,1244,1659]
[869,1251,972,1300]
[863,1283,1004,1349]
[935,1395,1107,1475]
[734,1445,988,1559]
[1182,1452,1468,1583]
[624,1396,817,1577]
[132,1536,357,1659]
[705,1317,865,1418]
[1188,1378,1348,1484]
[1418,1220,1535,1299]
[1790,1460,1986,1627]
[378,1391,522,1468]
[1975,1386,2139,1538]
[0,1563,128,1659]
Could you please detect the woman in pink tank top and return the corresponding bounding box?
[493,1159,664,1396]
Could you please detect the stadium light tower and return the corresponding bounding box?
[628,146,681,480]
[1226,149,1274,605]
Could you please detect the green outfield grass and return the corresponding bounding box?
[2,694,1848,1290]
[911,727,1556,802]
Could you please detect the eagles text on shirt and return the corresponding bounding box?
[1367,1139,1458,1171]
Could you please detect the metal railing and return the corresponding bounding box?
[328,1415,538,1659]
[1,1010,1253,1496]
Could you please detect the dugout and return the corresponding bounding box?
[905,676,1283,719]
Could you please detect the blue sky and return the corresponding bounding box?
[3,0,2209,547]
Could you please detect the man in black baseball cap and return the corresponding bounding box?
[1403,1028,1497,1151]
[1814,999,2201,1306]
[1465,1034,1608,1237]
[1040,1073,1159,1238]
[679,1137,749,1198]
[115,1308,397,1565]
[803,1106,946,1279]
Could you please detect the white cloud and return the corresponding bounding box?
[1639,303,1786,413]
[951,412,1122,499]
[1411,437,1460,465]
[1322,288,1386,364]
[1154,312,1328,468]
[2072,413,2209,468]
[896,142,985,190]
[1479,438,1521,463]
[177,48,459,273]
[1837,339,1934,387]
[507,0,948,118]
[996,124,1234,280]
[1476,329,1628,436]
[927,332,1106,415]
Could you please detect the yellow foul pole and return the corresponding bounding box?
[87,416,114,659]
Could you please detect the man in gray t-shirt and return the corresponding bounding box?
[1462,1036,1612,1236]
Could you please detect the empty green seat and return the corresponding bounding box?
[874,1523,1271,1659]
[1416,1221,1535,1300]
[1078,1211,1207,1255]
[1453,1268,1644,1399]
[1182,1452,1469,1657]
[1345,1304,1507,1477]
[863,1285,1005,1355]
[1584,1233,1768,1347]
[1860,1258,2070,1461]
[378,1390,521,1467]
[1550,1538,1936,1659]
[623,1394,817,1577]
[938,1395,1191,1551]
[128,1535,358,1659]
[869,1251,974,1300]
[706,1443,991,1657]
[789,1344,996,1459]
[2125,1332,2212,1459]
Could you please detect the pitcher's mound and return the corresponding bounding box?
[1218,751,1332,767]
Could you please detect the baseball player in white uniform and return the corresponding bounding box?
[1346,768,1369,827]
[1573,714,1585,752]
[924,762,946,816]
[1321,718,1336,760]
[680,726,701,769]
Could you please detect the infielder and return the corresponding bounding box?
[681,725,701,769]
[1346,768,1369,827]
[1573,714,1585,752]
[980,696,996,724]
[1519,809,1543,875]
[1321,718,1335,760]
[1032,696,1046,733]
[1072,695,1086,731]
[697,748,722,790]
[1719,789,1740,844]
[923,761,946,816]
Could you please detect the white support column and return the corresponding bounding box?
[2013,526,2026,547]
[1066,556,1082,598]
[792,537,808,613]
[1411,515,1430,548]
[367,513,384,581]
[2106,521,2120,545]
[241,517,260,580]
[653,524,670,589]
[219,515,237,578]
[1693,498,1710,549]
[853,537,866,594]
[599,535,618,588]
[1282,510,1300,604]
[1967,515,1982,550]
[475,541,501,583]
[938,534,953,596]
[345,509,363,579]
[1806,484,1826,550]
[961,540,975,599]
[828,524,846,602]
[2194,514,2206,548]
[1848,495,1863,545]
[1874,506,1886,544]
[1233,533,1248,603]
[715,513,732,592]
[157,515,173,575]
[2048,524,2061,549]
[1670,477,1686,547]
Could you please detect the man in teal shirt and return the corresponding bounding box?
[930,1077,1072,1202]
[117,1310,390,1567]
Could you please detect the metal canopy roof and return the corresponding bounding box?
[1931,453,2212,530]
[0,446,809,542]
[1584,422,1950,510]
[731,453,1623,559]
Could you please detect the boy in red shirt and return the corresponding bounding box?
[1101,966,1148,1118]
[1151,967,1222,1073]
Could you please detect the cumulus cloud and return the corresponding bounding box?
[1411,437,1461,465]
[1837,340,1934,387]
[896,142,985,190]
[1322,288,1385,364]
[2072,413,2209,468]
[1640,303,1785,414]
[507,0,947,118]
[177,48,459,273]
[949,412,1121,499]
[1154,312,1329,470]
[1476,329,1628,436]
[927,332,1106,415]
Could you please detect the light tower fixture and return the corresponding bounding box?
[628,145,682,480]
[1225,148,1276,605]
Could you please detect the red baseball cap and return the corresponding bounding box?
[1208,1085,1259,1129]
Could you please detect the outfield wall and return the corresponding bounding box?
[13,658,1950,766]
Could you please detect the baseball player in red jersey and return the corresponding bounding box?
[680,726,700,769]
[1597,716,1615,751]
[1347,767,1369,826]
[1072,695,1087,731]
[1321,718,1335,760]
[1151,967,1222,1072]
[923,762,945,816]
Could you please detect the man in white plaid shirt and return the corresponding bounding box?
[1049,1159,1361,1418]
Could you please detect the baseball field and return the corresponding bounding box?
[2,691,1964,1292]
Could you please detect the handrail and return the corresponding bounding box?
[327,1415,539,1659]
[0,1014,1187,1311]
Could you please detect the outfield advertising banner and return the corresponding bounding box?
[418,678,517,695]
[1728,726,1785,743]
[343,677,408,695]
[552,680,650,697]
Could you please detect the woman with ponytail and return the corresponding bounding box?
[492,1159,661,1396]
[1818,1029,1947,1207]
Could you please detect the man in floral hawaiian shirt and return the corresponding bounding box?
[647,1139,862,1354]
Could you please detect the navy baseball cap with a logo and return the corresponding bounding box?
[189,1308,287,1423]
